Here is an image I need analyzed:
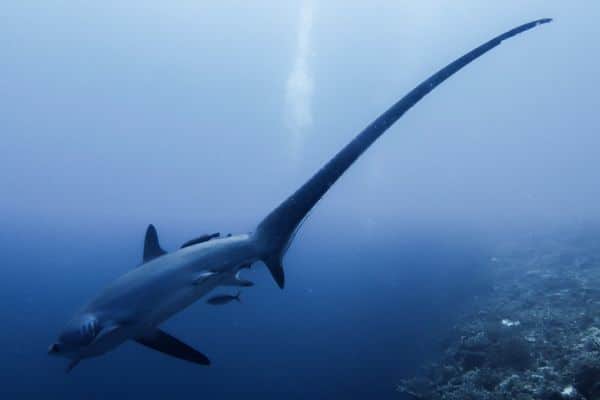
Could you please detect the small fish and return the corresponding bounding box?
[206,291,241,305]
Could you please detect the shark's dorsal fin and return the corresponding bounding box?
[134,329,210,366]
[180,232,220,249]
[143,224,166,263]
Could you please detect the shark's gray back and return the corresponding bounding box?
[84,234,255,325]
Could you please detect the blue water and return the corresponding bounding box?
[1,221,489,398]
[6,4,591,397]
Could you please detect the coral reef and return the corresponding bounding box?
[398,233,600,400]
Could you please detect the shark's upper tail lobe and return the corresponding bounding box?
[253,19,552,288]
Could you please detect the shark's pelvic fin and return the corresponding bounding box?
[143,224,167,263]
[180,232,220,249]
[222,271,254,287]
[253,19,552,289]
[134,329,210,366]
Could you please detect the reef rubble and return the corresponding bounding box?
[397,233,600,400]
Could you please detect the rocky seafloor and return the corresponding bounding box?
[398,231,600,400]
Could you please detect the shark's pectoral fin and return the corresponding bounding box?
[143,224,167,263]
[135,329,210,366]
[263,256,285,289]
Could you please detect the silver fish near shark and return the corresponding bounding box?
[206,291,242,305]
[48,19,552,371]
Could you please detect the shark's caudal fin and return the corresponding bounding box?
[253,19,552,288]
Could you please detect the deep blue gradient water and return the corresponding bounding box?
[4,4,598,398]
[1,221,490,399]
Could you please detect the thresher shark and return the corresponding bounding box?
[48,19,552,371]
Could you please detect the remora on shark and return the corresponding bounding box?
[48,19,552,371]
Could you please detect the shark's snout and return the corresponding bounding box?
[49,313,100,359]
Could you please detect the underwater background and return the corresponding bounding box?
[1,1,599,398]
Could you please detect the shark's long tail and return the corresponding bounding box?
[254,19,552,288]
